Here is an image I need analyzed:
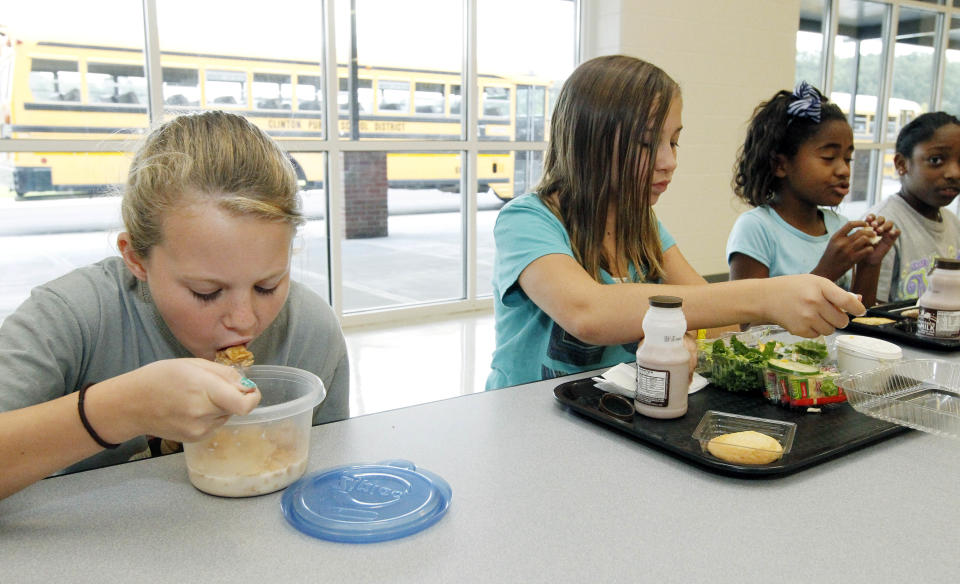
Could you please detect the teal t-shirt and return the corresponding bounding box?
[725,205,852,289]
[486,194,676,390]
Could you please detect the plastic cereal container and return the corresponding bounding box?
[183,365,325,497]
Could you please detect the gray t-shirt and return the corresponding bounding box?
[0,256,349,473]
[866,194,960,302]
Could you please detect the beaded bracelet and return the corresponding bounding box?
[77,384,120,449]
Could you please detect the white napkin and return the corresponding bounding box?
[592,362,709,398]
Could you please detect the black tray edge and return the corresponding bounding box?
[553,380,911,479]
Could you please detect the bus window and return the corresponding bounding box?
[414,82,445,114]
[205,70,247,106]
[515,85,546,141]
[377,80,410,113]
[296,75,322,111]
[162,67,200,106]
[87,62,147,105]
[853,114,869,135]
[29,58,80,102]
[482,86,510,118]
[338,77,372,113]
[449,84,461,115]
[253,72,292,110]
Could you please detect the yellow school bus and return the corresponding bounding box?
[0,35,553,200]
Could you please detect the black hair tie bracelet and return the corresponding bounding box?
[78,384,121,449]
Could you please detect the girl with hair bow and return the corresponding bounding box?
[726,81,899,307]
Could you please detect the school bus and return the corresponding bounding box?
[0,35,553,200]
[832,91,922,179]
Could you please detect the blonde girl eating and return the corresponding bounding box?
[0,111,348,500]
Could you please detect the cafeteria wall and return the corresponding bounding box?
[582,0,801,277]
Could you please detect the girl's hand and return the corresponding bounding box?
[762,274,865,337]
[813,220,877,280]
[859,214,900,266]
[108,359,261,444]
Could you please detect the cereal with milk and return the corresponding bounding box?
[185,419,309,497]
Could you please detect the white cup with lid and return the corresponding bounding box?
[834,335,903,375]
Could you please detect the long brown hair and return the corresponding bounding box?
[536,55,679,282]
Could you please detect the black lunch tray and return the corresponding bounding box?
[840,299,960,351]
[553,377,909,478]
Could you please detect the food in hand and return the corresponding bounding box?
[707,430,783,465]
[851,316,896,326]
[215,344,254,367]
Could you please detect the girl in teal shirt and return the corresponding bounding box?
[488,56,867,390]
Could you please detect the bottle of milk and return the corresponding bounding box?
[635,295,689,419]
[918,257,960,339]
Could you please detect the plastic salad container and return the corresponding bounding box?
[183,365,326,497]
[763,359,844,407]
[839,359,960,439]
[698,327,837,407]
[835,334,902,376]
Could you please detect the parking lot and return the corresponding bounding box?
[0,189,505,320]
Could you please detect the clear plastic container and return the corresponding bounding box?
[183,365,326,497]
[838,359,960,439]
[691,411,796,465]
[762,360,844,407]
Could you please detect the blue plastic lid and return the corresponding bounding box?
[281,459,452,543]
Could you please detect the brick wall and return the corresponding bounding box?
[343,151,388,238]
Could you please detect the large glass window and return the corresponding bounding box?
[0,0,577,326]
[945,16,960,113]
[890,8,938,121]
[797,0,828,87]
[335,0,463,141]
[833,0,889,142]
[801,0,960,218]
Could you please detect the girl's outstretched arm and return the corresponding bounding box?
[0,359,260,502]
[517,252,865,347]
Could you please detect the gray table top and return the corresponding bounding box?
[2,342,958,583]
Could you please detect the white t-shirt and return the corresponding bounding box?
[866,194,960,302]
[725,205,852,289]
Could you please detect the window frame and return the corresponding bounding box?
[0,0,579,327]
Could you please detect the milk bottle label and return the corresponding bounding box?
[917,307,960,338]
[636,365,669,407]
